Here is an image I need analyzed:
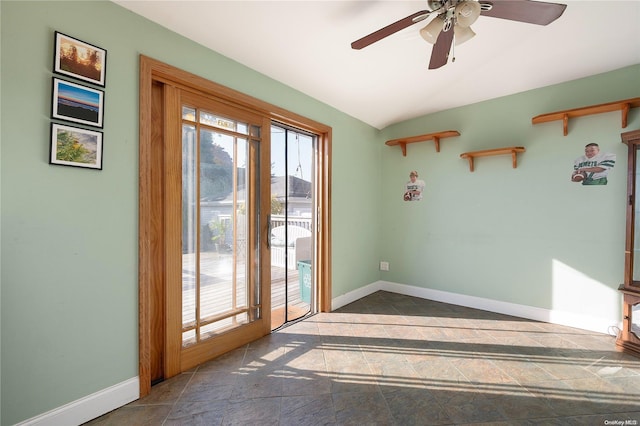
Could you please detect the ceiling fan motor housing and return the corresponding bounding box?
[427,0,450,12]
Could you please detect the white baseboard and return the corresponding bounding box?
[333,280,618,335]
[331,281,383,310]
[16,377,139,426]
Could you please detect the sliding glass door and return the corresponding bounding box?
[138,56,332,393]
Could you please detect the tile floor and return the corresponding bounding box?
[86,291,640,425]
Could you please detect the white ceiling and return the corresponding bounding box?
[113,0,640,129]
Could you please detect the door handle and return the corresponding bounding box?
[266,214,271,249]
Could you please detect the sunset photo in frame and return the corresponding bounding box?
[50,123,103,170]
[53,31,106,86]
[52,78,104,128]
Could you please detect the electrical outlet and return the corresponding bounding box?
[380,261,389,271]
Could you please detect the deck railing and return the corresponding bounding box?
[214,215,312,244]
[269,215,312,232]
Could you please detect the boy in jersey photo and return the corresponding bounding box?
[404,170,425,201]
[571,143,616,185]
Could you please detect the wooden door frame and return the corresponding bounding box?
[138,55,332,397]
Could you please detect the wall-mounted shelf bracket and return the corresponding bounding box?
[460,146,526,172]
[532,97,640,136]
[385,130,460,156]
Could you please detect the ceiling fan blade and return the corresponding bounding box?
[479,0,567,25]
[428,26,454,69]
[351,10,431,50]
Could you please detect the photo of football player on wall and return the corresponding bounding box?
[571,143,615,185]
[404,170,425,201]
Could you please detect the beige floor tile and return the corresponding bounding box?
[83,291,640,425]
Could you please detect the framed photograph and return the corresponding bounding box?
[53,31,106,86]
[50,123,103,170]
[52,78,104,128]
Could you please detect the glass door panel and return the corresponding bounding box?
[174,94,265,371]
[270,124,315,329]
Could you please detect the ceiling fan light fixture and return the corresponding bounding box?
[455,1,481,28]
[453,25,476,45]
[420,16,444,44]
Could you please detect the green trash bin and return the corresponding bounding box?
[297,260,311,303]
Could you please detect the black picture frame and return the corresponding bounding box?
[52,77,104,128]
[50,122,103,170]
[53,31,106,87]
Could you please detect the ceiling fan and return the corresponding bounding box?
[351,0,567,69]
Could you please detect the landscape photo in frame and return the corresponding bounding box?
[53,31,106,86]
[50,122,103,170]
[52,77,104,128]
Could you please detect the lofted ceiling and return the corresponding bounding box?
[113,0,640,129]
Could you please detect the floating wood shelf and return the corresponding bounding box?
[532,97,640,136]
[386,130,460,156]
[460,147,526,172]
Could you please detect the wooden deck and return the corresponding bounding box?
[182,251,309,336]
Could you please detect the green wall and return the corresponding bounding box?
[0,1,380,424]
[380,64,640,324]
